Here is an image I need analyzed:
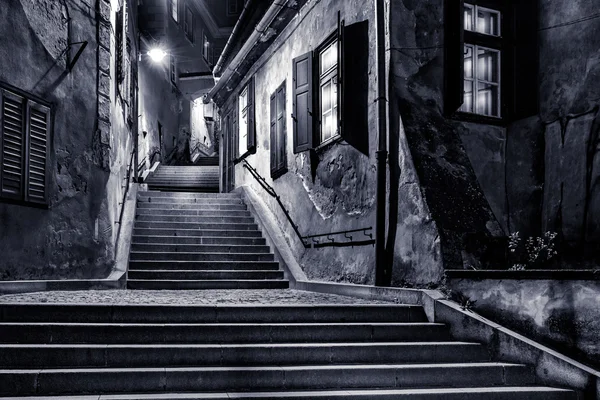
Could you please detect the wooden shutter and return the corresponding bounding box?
[0,90,25,200]
[247,77,256,152]
[26,101,50,204]
[444,0,464,115]
[341,20,369,155]
[511,0,538,119]
[270,92,277,176]
[116,7,124,85]
[276,85,287,172]
[292,51,313,153]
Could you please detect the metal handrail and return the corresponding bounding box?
[241,159,375,249]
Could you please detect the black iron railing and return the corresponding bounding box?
[241,159,375,249]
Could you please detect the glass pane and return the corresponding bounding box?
[322,110,333,141]
[464,45,474,79]
[239,87,248,112]
[477,82,499,117]
[477,7,500,36]
[461,80,474,113]
[320,41,338,75]
[464,4,474,31]
[321,81,332,114]
[477,47,499,83]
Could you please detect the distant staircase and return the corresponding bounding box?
[128,189,289,290]
[145,164,219,192]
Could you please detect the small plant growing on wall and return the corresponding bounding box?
[507,231,558,270]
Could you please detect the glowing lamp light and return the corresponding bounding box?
[147,48,168,62]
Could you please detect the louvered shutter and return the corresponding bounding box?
[247,77,256,152]
[269,92,277,176]
[276,85,286,172]
[292,51,313,153]
[341,20,369,155]
[444,0,464,115]
[116,7,124,85]
[0,90,25,200]
[26,101,50,204]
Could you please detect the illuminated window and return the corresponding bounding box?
[318,39,339,144]
[460,3,501,118]
[170,0,178,23]
[238,86,248,157]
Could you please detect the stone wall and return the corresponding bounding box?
[0,0,136,280]
[389,0,504,274]
[449,276,600,370]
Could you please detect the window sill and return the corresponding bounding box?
[313,134,343,154]
[445,269,600,281]
[271,167,288,180]
[451,111,506,127]
[234,146,256,165]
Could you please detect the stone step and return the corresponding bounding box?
[135,215,256,224]
[0,322,448,344]
[0,387,576,400]
[127,279,290,290]
[128,260,280,270]
[0,305,426,323]
[136,203,247,210]
[129,251,275,262]
[133,221,260,230]
[131,236,267,246]
[137,197,244,205]
[0,363,535,396]
[146,186,219,193]
[130,243,271,254]
[132,228,262,238]
[147,176,219,180]
[141,191,238,199]
[0,342,489,368]
[136,208,251,217]
[146,180,219,185]
[127,270,285,280]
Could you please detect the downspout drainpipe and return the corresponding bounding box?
[375,0,390,286]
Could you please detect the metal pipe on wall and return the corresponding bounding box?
[375,0,390,286]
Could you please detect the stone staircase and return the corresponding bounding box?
[0,301,577,398]
[145,165,219,192]
[128,190,289,290]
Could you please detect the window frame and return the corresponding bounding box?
[459,2,503,119]
[234,76,256,162]
[270,81,288,179]
[170,0,178,23]
[0,81,52,208]
[314,32,341,149]
[202,32,211,63]
[184,5,194,43]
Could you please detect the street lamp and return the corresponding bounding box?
[147,48,168,63]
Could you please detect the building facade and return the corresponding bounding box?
[0,0,138,280]
[211,0,600,368]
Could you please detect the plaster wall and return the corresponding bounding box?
[538,0,600,253]
[221,0,381,284]
[0,0,133,280]
[450,277,600,370]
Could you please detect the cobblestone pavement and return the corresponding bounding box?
[0,289,391,305]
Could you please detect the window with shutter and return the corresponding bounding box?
[0,85,51,206]
[184,6,194,42]
[270,81,287,179]
[116,7,124,86]
[26,102,49,204]
[292,51,313,153]
[0,90,25,200]
[237,76,255,159]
